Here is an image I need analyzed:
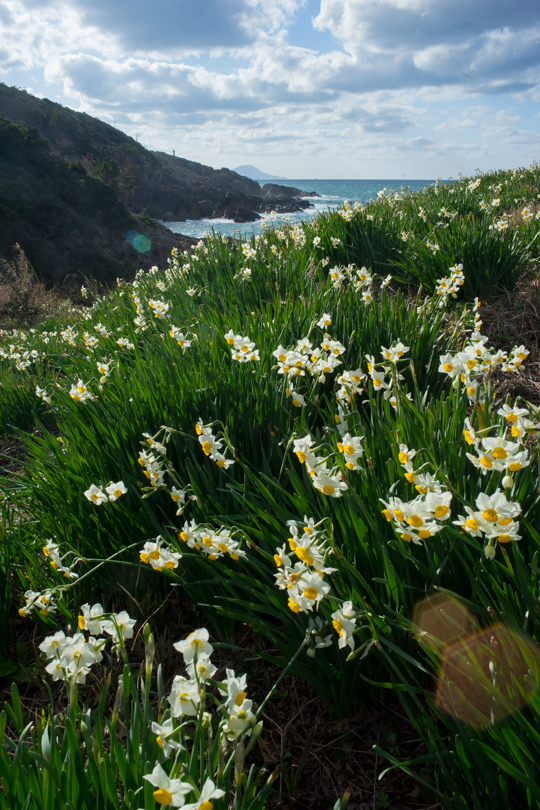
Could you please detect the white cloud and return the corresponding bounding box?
[434,118,480,131]
[0,0,539,176]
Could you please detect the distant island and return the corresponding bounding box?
[233,164,287,181]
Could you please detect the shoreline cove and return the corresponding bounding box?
[162,178,437,239]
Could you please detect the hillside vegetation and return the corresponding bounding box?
[0,84,312,226]
[1,164,540,809]
[0,113,192,286]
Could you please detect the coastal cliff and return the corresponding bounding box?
[0,113,196,286]
[0,84,314,224]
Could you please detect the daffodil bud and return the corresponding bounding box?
[502,475,513,489]
[252,720,263,739]
[484,542,496,560]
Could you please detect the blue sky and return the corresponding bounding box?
[1,0,539,178]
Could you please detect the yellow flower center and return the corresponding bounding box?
[235,691,248,706]
[466,518,478,531]
[418,529,432,539]
[506,413,518,423]
[202,441,212,455]
[400,533,412,542]
[479,456,492,468]
[199,801,213,810]
[149,550,160,560]
[322,485,335,495]
[498,534,512,543]
[332,619,343,635]
[216,459,225,467]
[443,363,453,372]
[140,552,150,563]
[165,561,175,569]
[202,536,212,547]
[218,543,228,553]
[466,359,476,369]
[179,532,188,542]
[482,509,498,523]
[407,515,423,528]
[78,615,85,630]
[404,472,415,483]
[195,423,202,434]
[304,587,318,600]
[464,430,474,445]
[492,447,507,459]
[509,462,522,472]
[393,509,404,522]
[295,451,306,464]
[381,509,392,522]
[372,378,381,387]
[156,736,164,749]
[343,445,354,455]
[398,452,408,463]
[288,600,300,613]
[433,505,448,518]
[153,788,173,806]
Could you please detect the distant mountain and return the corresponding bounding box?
[233,165,287,181]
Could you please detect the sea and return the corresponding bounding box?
[160,179,436,240]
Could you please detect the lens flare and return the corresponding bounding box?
[435,624,540,727]
[126,230,151,254]
[413,593,474,651]
[413,595,540,727]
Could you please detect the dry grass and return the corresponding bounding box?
[0,246,72,328]
[478,268,540,405]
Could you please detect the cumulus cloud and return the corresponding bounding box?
[0,0,539,175]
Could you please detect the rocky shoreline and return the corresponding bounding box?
[161,181,319,224]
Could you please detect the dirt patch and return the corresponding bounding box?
[0,434,26,479]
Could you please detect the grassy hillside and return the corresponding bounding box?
[1,163,540,809]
